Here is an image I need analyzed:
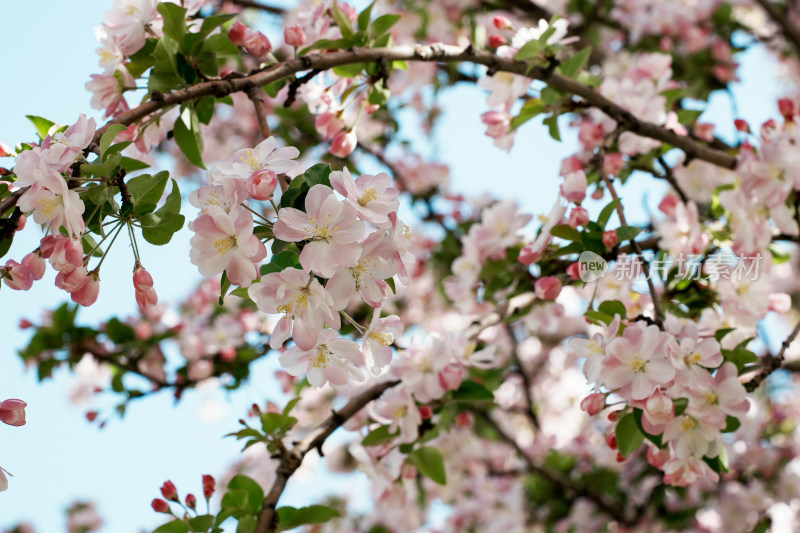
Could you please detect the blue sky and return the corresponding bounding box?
[0,1,786,531]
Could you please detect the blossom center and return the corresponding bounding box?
[36,195,61,218]
[368,330,392,346]
[687,352,703,365]
[125,5,138,15]
[705,392,718,405]
[312,346,330,368]
[630,355,647,373]
[681,417,697,431]
[358,188,378,206]
[239,149,260,170]
[213,236,236,256]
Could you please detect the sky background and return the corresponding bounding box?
[0,1,786,531]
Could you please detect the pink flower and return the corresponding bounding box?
[85,73,130,118]
[246,169,277,201]
[601,323,676,400]
[47,114,96,171]
[371,387,421,443]
[567,206,589,228]
[535,276,561,300]
[0,399,27,426]
[243,29,272,58]
[189,206,267,288]
[273,184,365,278]
[279,329,365,387]
[362,309,404,374]
[56,266,88,293]
[663,455,719,486]
[560,171,587,203]
[603,153,625,175]
[284,25,307,47]
[480,110,514,151]
[2,260,33,291]
[228,21,248,46]
[685,362,749,428]
[18,175,86,238]
[326,230,396,308]
[22,251,46,281]
[641,389,675,433]
[330,129,357,158]
[248,267,340,350]
[41,235,83,273]
[663,415,722,460]
[228,137,300,177]
[438,364,463,391]
[493,15,512,30]
[330,168,399,227]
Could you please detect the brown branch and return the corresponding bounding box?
[745,318,800,391]
[753,0,800,56]
[476,409,632,524]
[657,156,689,204]
[254,380,400,533]
[245,85,289,193]
[225,0,285,15]
[508,328,540,429]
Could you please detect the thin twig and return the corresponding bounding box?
[254,380,400,533]
[225,0,284,15]
[753,0,800,56]
[745,319,800,391]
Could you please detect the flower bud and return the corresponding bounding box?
[492,15,512,30]
[228,22,248,46]
[133,266,153,291]
[560,171,587,203]
[246,169,278,200]
[284,25,307,47]
[185,493,197,510]
[778,98,795,120]
[419,405,433,419]
[3,260,33,291]
[658,194,679,215]
[455,411,473,427]
[602,230,618,249]
[488,35,507,48]
[567,206,589,228]
[535,276,561,300]
[330,129,357,158]
[606,433,617,449]
[402,463,418,478]
[647,445,670,469]
[0,399,27,426]
[71,272,100,307]
[202,475,216,500]
[438,364,463,391]
[244,29,272,58]
[151,499,170,513]
[160,480,178,502]
[22,251,46,281]
[580,393,605,416]
[643,389,674,427]
[15,214,26,231]
[566,261,582,280]
[734,119,750,133]
[603,152,625,176]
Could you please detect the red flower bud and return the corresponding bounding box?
[493,15,512,30]
[228,22,248,46]
[535,276,562,301]
[284,25,307,47]
[151,498,170,513]
[419,405,433,419]
[734,119,750,133]
[580,393,605,416]
[455,411,473,427]
[602,230,618,249]
[606,433,618,450]
[488,34,507,48]
[160,480,178,502]
[330,129,357,158]
[202,474,216,500]
[246,169,278,201]
[244,29,272,58]
[185,493,197,510]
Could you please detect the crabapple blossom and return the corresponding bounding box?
[371,387,421,443]
[601,323,676,400]
[273,184,365,278]
[279,329,365,387]
[18,175,86,238]
[330,168,399,227]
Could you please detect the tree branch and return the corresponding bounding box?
[225,0,285,15]
[753,0,800,56]
[745,318,800,391]
[254,380,400,533]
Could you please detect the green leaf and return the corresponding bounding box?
[276,505,341,531]
[260,250,301,275]
[371,14,401,39]
[510,98,546,130]
[236,515,257,533]
[714,327,735,342]
[157,2,188,42]
[81,233,104,258]
[385,277,396,294]
[615,226,642,242]
[139,210,185,245]
[155,519,190,533]
[105,317,136,343]
[549,224,582,242]
[99,124,128,157]
[703,446,729,473]
[584,309,614,326]
[196,96,216,125]
[543,113,561,141]
[188,515,215,532]
[722,347,759,374]
[162,178,182,212]
[332,1,355,39]
[260,412,297,435]
[357,1,375,30]
[26,115,57,140]
[409,446,447,485]
[615,413,645,458]
[673,398,689,417]
[221,488,249,511]
[560,46,592,78]
[200,14,236,37]
[514,39,541,61]
[597,199,620,229]
[120,156,150,172]
[452,381,494,402]
[173,107,205,169]
[333,63,364,78]
[219,270,232,305]
[202,33,239,56]
[723,415,741,433]
[632,408,662,448]
[362,425,398,446]
[228,475,264,514]
[127,171,170,217]
[368,80,391,106]
[596,301,625,320]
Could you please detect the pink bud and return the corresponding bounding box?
[0,142,13,157]
[133,266,154,291]
[643,390,674,427]
[602,230,618,249]
[22,251,46,281]
[56,266,88,293]
[3,260,33,291]
[658,194,679,215]
[402,464,418,479]
[603,153,625,176]
[185,493,197,510]
[0,399,27,426]
[606,433,617,449]
[535,276,561,300]
[284,25,307,47]
[160,481,178,502]
[580,393,605,416]
[244,29,272,58]
[246,169,278,200]
[438,364,464,391]
[693,122,715,142]
[419,405,433,419]
[607,410,621,422]
[71,272,100,307]
[566,261,582,280]
[567,206,589,228]
[560,155,584,176]
[330,129,357,158]
[228,22,248,46]
[518,243,539,266]
[488,34,507,48]
[19,318,33,329]
[493,15,512,29]
[15,214,26,231]
[455,411,473,427]
[560,171,587,204]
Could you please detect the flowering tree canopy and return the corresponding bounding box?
[5,0,800,531]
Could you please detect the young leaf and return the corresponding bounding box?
[597,199,621,229]
[560,46,592,78]
[362,425,398,446]
[514,40,541,61]
[409,446,447,485]
[615,413,645,457]
[277,505,342,531]
[26,115,57,140]
[371,14,401,39]
[157,2,188,42]
[173,108,206,169]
